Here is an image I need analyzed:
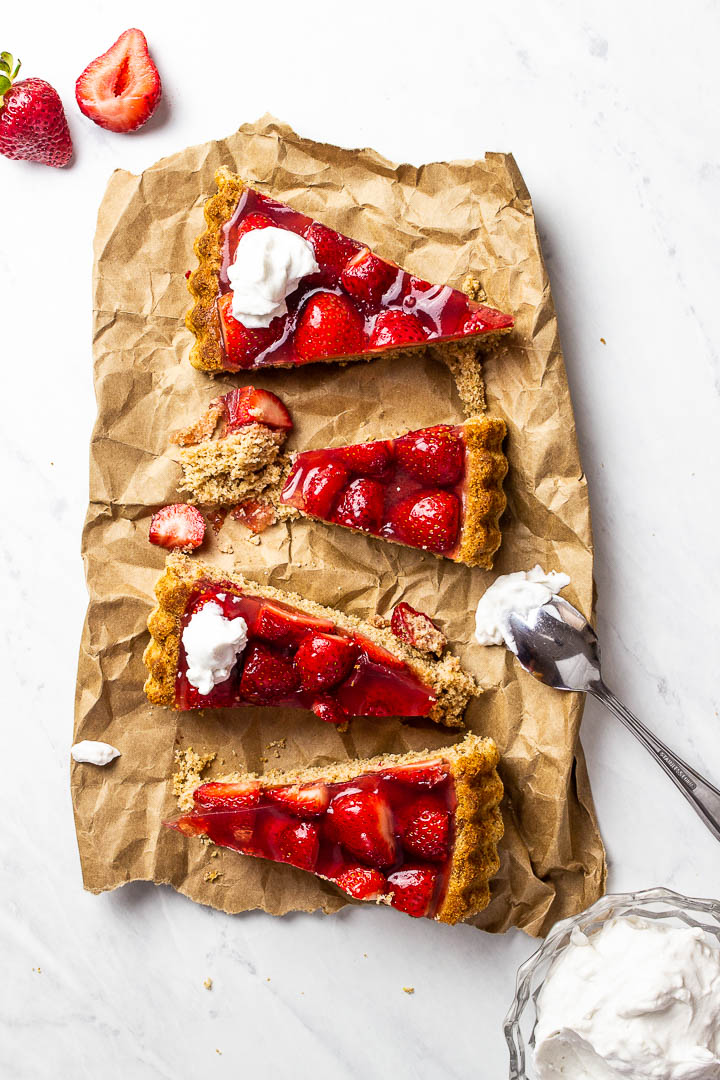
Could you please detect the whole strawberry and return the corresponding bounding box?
[0,54,73,167]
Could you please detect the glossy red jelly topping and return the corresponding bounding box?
[215,188,513,370]
[174,582,437,721]
[280,424,468,556]
[169,758,456,918]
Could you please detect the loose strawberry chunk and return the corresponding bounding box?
[390,602,446,655]
[239,643,300,703]
[395,425,464,486]
[217,294,284,369]
[300,461,350,517]
[265,783,330,817]
[311,696,348,725]
[389,490,460,554]
[0,60,73,167]
[294,292,366,362]
[398,797,450,861]
[294,633,358,692]
[339,441,394,478]
[231,501,276,535]
[221,386,293,432]
[303,222,360,276]
[334,865,388,901]
[328,789,397,868]
[388,865,438,917]
[334,478,385,532]
[236,213,274,241]
[275,820,320,871]
[193,781,260,811]
[341,250,397,303]
[149,503,205,551]
[75,29,161,133]
[460,305,514,335]
[370,309,428,349]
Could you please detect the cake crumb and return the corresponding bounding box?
[403,986,415,995]
[204,869,222,883]
[600,337,607,344]
[203,978,213,990]
[215,1049,222,1055]
[266,737,286,759]
[248,534,261,546]
[210,849,219,858]
[173,747,215,811]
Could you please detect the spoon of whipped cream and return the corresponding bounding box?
[475,567,720,843]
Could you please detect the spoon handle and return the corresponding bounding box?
[593,684,720,843]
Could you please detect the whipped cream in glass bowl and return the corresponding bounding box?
[504,888,720,1080]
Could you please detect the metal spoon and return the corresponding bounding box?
[506,596,720,842]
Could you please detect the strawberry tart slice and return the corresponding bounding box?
[170,732,504,923]
[144,554,477,727]
[186,168,513,387]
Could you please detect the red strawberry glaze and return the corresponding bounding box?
[281,424,468,557]
[169,758,457,918]
[174,583,437,720]
[214,188,513,370]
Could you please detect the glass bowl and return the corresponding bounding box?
[504,886,720,1079]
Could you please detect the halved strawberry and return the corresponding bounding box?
[387,865,438,917]
[193,781,260,811]
[334,865,388,901]
[239,643,300,703]
[390,602,446,655]
[381,761,448,789]
[328,789,397,868]
[369,309,428,349]
[397,797,450,861]
[149,503,205,551]
[300,461,349,517]
[217,294,283,369]
[341,250,397,303]
[334,478,385,532]
[339,441,394,478]
[231,501,276,535]
[311,696,348,725]
[294,632,358,692]
[254,603,333,645]
[221,386,293,433]
[303,222,360,276]
[395,425,464,486]
[236,213,274,241]
[75,29,161,133]
[389,491,460,553]
[265,782,330,818]
[294,292,366,362]
[460,305,514,335]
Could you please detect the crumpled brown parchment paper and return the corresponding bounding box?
[72,115,605,937]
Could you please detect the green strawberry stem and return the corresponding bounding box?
[0,53,22,107]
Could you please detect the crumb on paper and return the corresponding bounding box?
[265,737,286,759]
[203,977,213,990]
[215,1049,222,1055]
[173,747,215,811]
[210,849,219,858]
[247,534,261,546]
[403,986,415,995]
[600,337,606,344]
[204,869,222,883]
[32,967,42,974]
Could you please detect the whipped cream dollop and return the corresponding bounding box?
[227,226,319,328]
[534,916,720,1080]
[71,740,121,766]
[474,565,570,650]
[182,601,248,695]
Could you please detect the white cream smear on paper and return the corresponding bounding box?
[71,741,121,766]
[474,565,570,650]
[182,601,248,696]
[533,915,720,1079]
[227,226,319,328]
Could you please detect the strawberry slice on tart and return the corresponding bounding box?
[168,732,504,924]
[144,554,477,727]
[186,168,513,378]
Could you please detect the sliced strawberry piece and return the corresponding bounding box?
[254,602,334,645]
[303,222,360,276]
[408,276,434,293]
[239,643,300,703]
[460,305,514,335]
[395,425,464,486]
[390,602,446,655]
[221,386,293,432]
[75,29,161,133]
[311,696,348,725]
[236,213,274,241]
[339,440,394,478]
[370,309,428,349]
[328,789,397,868]
[217,293,283,369]
[358,638,406,670]
[334,478,385,532]
[341,250,397,303]
[397,797,450,861]
[389,491,460,554]
[300,461,349,517]
[294,633,358,692]
[277,820,320,871]
[149,503,205,551]
[193,781,261,811]
[265,783,330,817]
[334,865,388,901]
[381,761,448,789]
[294,292,366,362]
[231,501,276,535]
[388,865,438,917]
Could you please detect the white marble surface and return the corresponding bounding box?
[2,2,720,1076]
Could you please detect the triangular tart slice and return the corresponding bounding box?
[187,167,513,376]
[144,554,476,727]
[169,733,504,923]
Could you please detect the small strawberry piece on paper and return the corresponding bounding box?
[75,29,161,133]
[0,55,72,167]
[221,386,292,433]
[390,602,446,656]
[149,504,205,551]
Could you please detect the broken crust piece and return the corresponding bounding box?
[144,554,477,728]
[170,733,504,925]
[185,168,513,384]
[177,422,290,509]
